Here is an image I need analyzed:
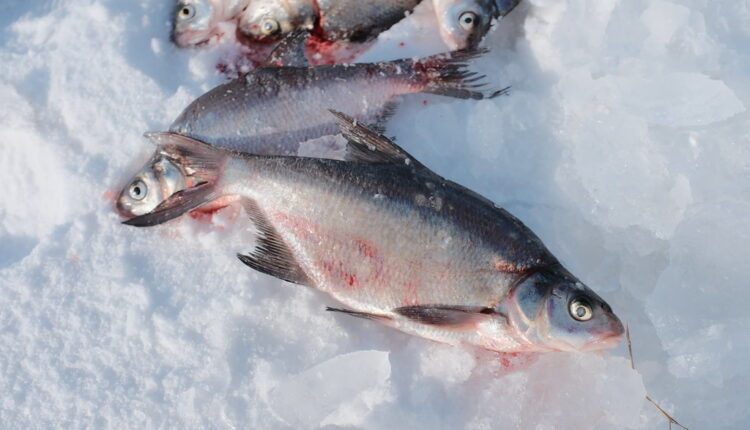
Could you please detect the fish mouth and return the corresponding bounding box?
[581,332,624,352]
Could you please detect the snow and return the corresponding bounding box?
[1,0,748,428]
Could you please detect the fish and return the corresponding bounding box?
[122,112,625,354]
[238,0,421,44]
[169,46,504,154]
[116,39,505,219]
[314,0,422,43]
[237,0,317,41]
[171,0,249,48]
[433,0,522,50]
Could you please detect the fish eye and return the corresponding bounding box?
[178,4,196,20]
[260,18,280,36]
[569,298,593,321]
[129,180,148,201]
[459,12,478,30]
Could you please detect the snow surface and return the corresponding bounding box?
[1,0,748,428]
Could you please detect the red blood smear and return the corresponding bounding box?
[101,189,117,202]
[399,42,405,47]
[423,100,429,105]
[489,352,538,374]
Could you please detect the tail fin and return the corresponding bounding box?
[412,48,510,100]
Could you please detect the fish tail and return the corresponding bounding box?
[411,48,509,100]
[123,132,228,227]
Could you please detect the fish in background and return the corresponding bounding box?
[237,0,422,63]
[238,0,316,41]
[116,35,506,218]
[171,0,249,48]
[433,0,522,50]
[122,112,624,354]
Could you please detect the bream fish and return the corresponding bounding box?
[116,40,505,218]
[433,0,522,50]
[238,0,421,45]
[122,112,624,354]
[238,0,317,41]
[172,0,249,48]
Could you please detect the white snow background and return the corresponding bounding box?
[1,0,748,428]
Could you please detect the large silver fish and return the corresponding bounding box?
[171,0,249,48]
[116,43,505,218]
[238,0,421,43]
[123,112,624,354]
[433,0,522,50]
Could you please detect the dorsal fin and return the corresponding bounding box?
[237,199,312,286]
[330,110,424,168]
[260,29,310,68]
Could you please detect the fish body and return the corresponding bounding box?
[117,48,501,219]
[172,0,249,47]
[433,0,522,50]
[169,49,498,155]
[124,116,624,354]
[238,0,421,44]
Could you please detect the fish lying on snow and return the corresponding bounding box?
[116,36,505,218]
[123,112,624,354]
[238,0,422,43]
[433,0,522,50]
[170,43,503,153]
[171,0,249,47]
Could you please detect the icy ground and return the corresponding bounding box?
[1,0,748,428]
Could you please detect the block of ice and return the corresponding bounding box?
[268,350,392,427]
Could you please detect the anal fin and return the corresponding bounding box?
[237,199,311,286]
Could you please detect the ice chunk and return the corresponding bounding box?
[466,354,646,430]
[268,350,392,427]
[613,72,745,127]
[640,1,691,52]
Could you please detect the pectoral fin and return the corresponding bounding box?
[394,305,498,329]
[237,199,311,286]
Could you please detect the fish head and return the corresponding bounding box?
[171,0,220,48]
[238,0,315,41]
[116,151,188,218]
[502,270,624,352]
[435,0,496,50]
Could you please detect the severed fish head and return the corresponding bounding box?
[172,0,218,47]
[501,270,624,352]
[171,0,248,47]
[434,0,497,50]
[116,151,188,218]
[238,0,316,41]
